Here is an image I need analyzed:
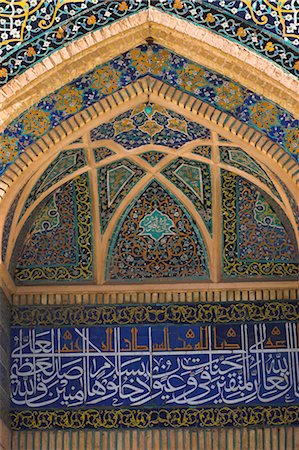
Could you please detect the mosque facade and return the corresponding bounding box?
[0,1,298,449]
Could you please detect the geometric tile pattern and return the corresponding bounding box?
[14,173,93,283]
[139,151,166,166]
[162,158,212,233]
[107,180,209,281]
[21,149,86,216]
[91,104,210,150]
[192,145,212,159]
[0,1,297,87]
[98,159,146,233]
[94,147,115,163]
[1,188,24,262]
[1,45,298,176]
[220,146,279,196]
[222,170,298,278]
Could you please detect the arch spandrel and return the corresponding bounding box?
[11,172,94,284]
[222,170,298,279]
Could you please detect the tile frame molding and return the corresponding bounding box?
[0,11,298,132]
[0,78,298,207]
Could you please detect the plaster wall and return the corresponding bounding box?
[0,289,11,450]
[11,427,299,450]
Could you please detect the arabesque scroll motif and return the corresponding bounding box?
[241,0,299,38]
[0,0,84,45]
[222,170,298,278]
[11,301,299,327]
[0,0,298,85]
[1,45,298,179]
[14,172,93,282]
[10,405,299,430]
[107,180,208,281]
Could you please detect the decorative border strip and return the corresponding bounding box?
[0,1,298,87]
[11,301,299,327]
[10,406,299,430]
[153,2,299,77]
[12,286,299,306]
[1,77,298,203]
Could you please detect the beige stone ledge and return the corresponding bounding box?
[12,281,299,305]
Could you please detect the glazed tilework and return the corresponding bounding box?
[139,150,166,166]
[222,170,298,278]
[10,406,299,430]
[220,146,279,196]
[266,168,299,231]
[93,146,116,163]
[107,180,208,281]
[98,159,146,232]
[279,179,299,230]
[162,158,212,233]
[1,44,298,178]
[11,301,299,328]
[0,1,298,86]
[91,104,210,150]
[14,173,93,283]
[156,1,299,74]
[192,145,212,159]
[21,148,86,217]
[1,187,24,262]
[9,300,299,430]
[10,322,299,409]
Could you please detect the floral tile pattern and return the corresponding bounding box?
[220,146,279,197]
[107,180,209,282]
[14,173,93,283]
[98,159,146,232]
[139,150,166,166]
[222,170,298,278]
[21,149,86,217]
[0,1,297,86]
[91,104,210,150]
[1,44,298,180]
[192,145,212,159]
[162,158,212,233]
[1,187,24,262]
[94,147,116,163]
